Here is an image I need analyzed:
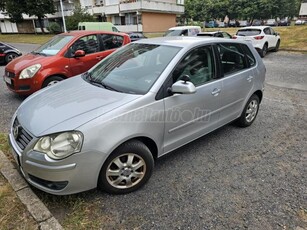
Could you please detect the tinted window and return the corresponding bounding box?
[173,46,215,86]
[237,29,261,36]
[69,35,99,55]
[241,44,256,67]
[102,34,124,50]
[217,43,246,75]
[263,28,271,35]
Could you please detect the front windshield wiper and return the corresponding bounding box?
[84,72,123,93]
[31,51,47,56]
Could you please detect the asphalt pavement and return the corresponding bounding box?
[0,44,306,229]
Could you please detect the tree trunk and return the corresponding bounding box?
[38,16,45,34]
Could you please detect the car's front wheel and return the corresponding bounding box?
[98,140,154,194]
[42,76,64,88]
[5,52,18,64]
[237,94,260,127]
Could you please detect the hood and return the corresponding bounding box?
[17,76,141,136]
[6,53,52,72]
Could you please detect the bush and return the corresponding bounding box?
[48,22,62,34]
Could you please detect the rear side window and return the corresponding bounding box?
[241,44,256,67]
[237,29,261,36]
[216,43,246,75]
[101,34,124,50]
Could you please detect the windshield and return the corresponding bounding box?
[84,43,181,94]
[33,35,74,56]
[237,29,261,36]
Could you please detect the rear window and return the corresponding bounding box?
[197,33,213,37]
[237,29,261,36]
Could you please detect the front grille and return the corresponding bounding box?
[13,119,33,150]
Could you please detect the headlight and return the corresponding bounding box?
[34,131,83,160]
[19,64,41,79]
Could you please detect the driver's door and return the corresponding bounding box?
[163,45,222,153]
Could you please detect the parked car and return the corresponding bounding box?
[252,19,262,26]
[8,37,265,195]
[228,20,238,27]
[295,19,306,25]
[126,32,147,42]
[0,42,22,64]
[165,26,201,36]
[239,20,251,27]
[197,31,232,38]
[204,21,219,28]
[218,22,225,28]
[278,18,290,26]
[233,26,280,57]
[265,19,278,27]
[3,31,131,95]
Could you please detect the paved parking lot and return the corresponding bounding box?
[0,44,306,229]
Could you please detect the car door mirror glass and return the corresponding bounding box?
[171,80,196,94]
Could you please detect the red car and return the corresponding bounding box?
[4,31,130,95]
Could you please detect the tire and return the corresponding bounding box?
[42,76,64,88]
[273,40,280,52]
[5,52,18,64]
[259,43,268,57]
[237,94,260,127]
[98,140,154,194]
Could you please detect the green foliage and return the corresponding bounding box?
[185,0,301,22]
[65,5,96,31]
[48,22,62,34]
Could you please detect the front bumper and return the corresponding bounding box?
[8,127,106,195]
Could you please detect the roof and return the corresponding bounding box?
[61,30,129,37]
[237,26,269,30]
[168,26,201,30]
[299,3,307,15]
[134,36,240,48]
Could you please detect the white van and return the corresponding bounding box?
[165,26,201,37]
[78,22,119,32]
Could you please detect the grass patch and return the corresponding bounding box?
[0,134,10,156]
[0,34,53,44]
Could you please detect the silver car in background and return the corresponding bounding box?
[9,37,266,195]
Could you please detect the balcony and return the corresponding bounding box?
[119,0,184,14]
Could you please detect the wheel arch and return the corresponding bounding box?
[253,90,263,103]
[41,74,67,87]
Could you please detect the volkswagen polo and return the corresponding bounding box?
[9,37,266,195]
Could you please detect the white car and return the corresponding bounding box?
[233,26,281,57]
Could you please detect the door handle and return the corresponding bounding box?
[247,76,254,82]
[211,88,221,96]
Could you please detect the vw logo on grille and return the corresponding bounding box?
[13,125,21,139]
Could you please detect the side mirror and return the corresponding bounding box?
[171,78,196,94]
[74,50,85,58]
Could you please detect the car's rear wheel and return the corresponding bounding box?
[42,76,64,88]
[259,43,268,57]
[273,40,280,52]
[5,52,18,64]
[237,94,260,127]
[98,140,154,194]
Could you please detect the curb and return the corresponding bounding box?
[0,150,63,230]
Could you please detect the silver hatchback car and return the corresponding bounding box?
[9,37,265,195]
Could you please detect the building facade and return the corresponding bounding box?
[0,0,184,33]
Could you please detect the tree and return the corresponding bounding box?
[65,5,96,31]
[2,0,55,33]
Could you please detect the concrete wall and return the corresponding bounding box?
[142,12,176,33]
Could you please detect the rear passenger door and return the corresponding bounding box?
[216,43,256,124]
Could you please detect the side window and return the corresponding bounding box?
[102,34,124,50]
[241,44,256,67]
[264,28,271,35]
[222,32,232,38]
[70,35,99,55]
[173,46,215,86]
[217,43,246,75]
